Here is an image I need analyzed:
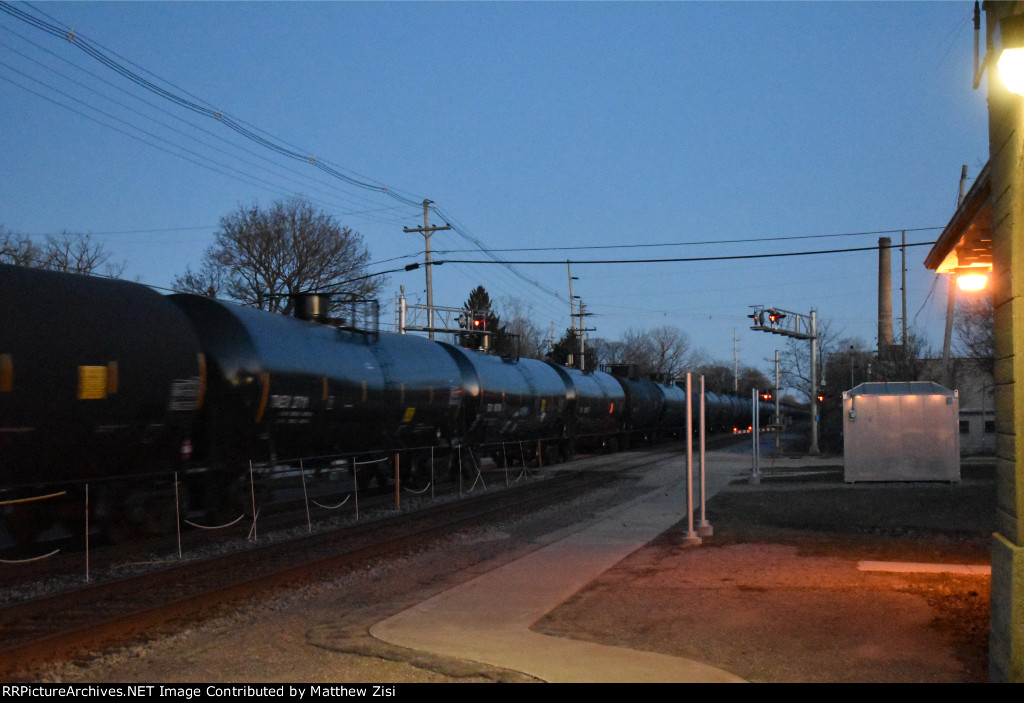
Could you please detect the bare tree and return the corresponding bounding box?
[0,227,38,266]
[954,293,994,375]
[737,367,772,398]
[172,259,225,298]
[41,232,126,276]
[0,226,124,276]
[609,329,657,374]
[588,337,617,369]
[174,197,381,315]
[648,326,697,379]
[778,318,840,403]
[874,331,931,382]
[498,296,546,359]
[588,326,695,380]
[691,363,735,394]
[820,338,874,392]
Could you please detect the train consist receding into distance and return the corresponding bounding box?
[0,263,776,541]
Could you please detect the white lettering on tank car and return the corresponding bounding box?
[270,394,310,410]
[168,377,201,411]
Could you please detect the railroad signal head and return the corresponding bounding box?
[760,392,773,401]
[457,314,468,329]
[767,309,786,325]
[472,315,486,331]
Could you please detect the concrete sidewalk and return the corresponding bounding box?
[370,451,842,683]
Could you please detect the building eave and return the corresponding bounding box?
[925,161,993,273]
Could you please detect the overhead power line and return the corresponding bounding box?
[433,227,945,255]
[430,204,567,303]
[0,1,423,209]
[0,24,411,224]
[2,1,563,309]
[438,240,937,266]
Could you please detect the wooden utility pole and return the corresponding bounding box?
[901,230,908,350]
[567,261,580,335]
[572,299,596,371]
[942,166,970,386]
[733,329,739,393]
[403,200,451,340]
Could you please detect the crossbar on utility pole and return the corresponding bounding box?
[572,299,596,371]
[403,199,451,340]
[567,261,578,335]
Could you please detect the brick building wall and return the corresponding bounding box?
[985,1,1024,682]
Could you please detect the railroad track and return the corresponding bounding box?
[0,446,695,679]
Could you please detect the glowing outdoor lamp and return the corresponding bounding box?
[999,14,1024,95]
[1000,49,1024,94]
[957,271,989,292]
[936,256,992,293]
[945,262,991,292]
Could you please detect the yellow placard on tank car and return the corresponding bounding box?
[78,365,108,399]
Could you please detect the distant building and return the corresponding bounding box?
[919,357,994,456]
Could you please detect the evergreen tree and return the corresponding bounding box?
[547,328,595,369]
[457,286,509,353]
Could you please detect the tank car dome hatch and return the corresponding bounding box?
[606,363,641,380]
[291,292,331,324]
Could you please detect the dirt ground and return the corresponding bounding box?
[534,463,994,682]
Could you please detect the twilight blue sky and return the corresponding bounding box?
[0,1,989,378]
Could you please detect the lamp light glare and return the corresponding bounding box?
[1000,47,1024,95]
[957,273,988,291]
